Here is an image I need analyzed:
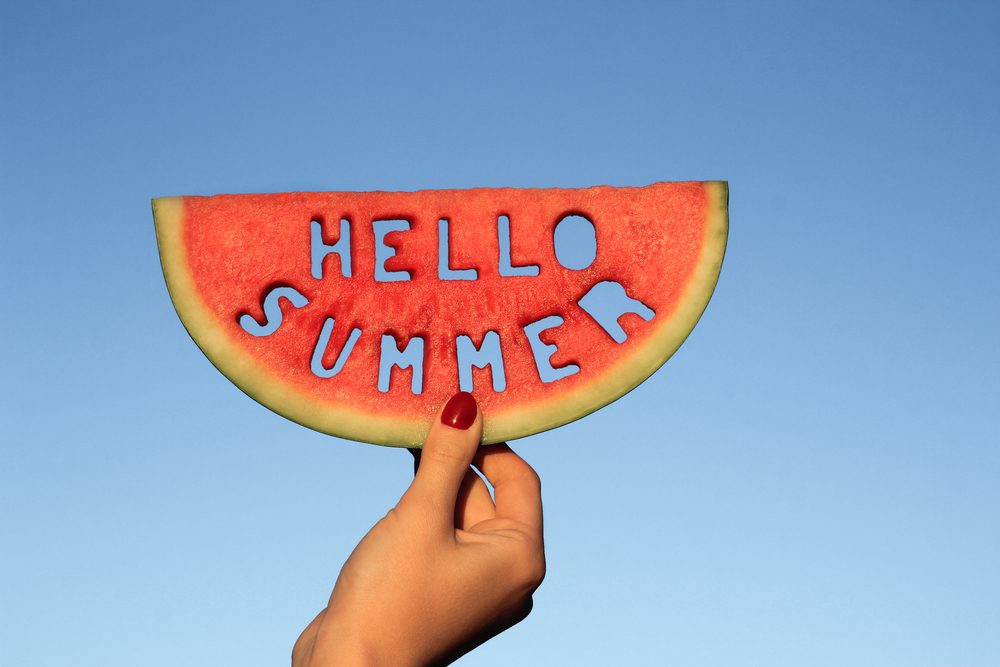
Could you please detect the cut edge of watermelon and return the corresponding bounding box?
[152,182,728,448]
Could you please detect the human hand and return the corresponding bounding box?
[292,392,546,666]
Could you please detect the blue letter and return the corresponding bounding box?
[553,214,597,271]
[238,286,309,337]
[578,281,654,343]
[311,218,351,279]
[311,318,362,378]
[457,331,506,392]
[498,215,539,277]
[523,315,579,383]
[373,219,411,282]
[438,218,478,280]
[378,334,424,394]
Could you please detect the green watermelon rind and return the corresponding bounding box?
[153,182,728,447]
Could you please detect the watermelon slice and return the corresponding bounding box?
[153,182,728,447]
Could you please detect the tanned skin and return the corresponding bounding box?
[293,393,545,666]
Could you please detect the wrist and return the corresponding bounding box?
[316,615,418,667]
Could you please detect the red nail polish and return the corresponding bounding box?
[441,391,477,430]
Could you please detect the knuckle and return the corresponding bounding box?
[421,444,468,468]
[376,506,411,536]
[522,467,542,493]
[509,540,546,590]
[525,553,547,589]
[503,461,541,495]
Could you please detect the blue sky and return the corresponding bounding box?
[2,1,998,665]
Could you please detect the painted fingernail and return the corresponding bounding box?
[441,391,477,430]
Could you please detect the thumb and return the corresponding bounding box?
[400,392,482,523]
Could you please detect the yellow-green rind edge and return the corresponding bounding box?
[152,182,728,448]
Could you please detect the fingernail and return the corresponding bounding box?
[441,391,477,430]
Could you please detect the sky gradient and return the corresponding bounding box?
[2,1,998,665]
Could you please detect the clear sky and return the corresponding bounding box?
[2,1,998,665]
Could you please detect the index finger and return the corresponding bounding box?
[473,443,543,533]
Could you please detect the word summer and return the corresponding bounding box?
[236,214,656,393]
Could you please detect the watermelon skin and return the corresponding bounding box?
[153,182,728,447]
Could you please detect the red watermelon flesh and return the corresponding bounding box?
[153,182,728,447]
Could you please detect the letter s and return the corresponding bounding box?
[238,286,309,337]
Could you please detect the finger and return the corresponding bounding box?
[456,466,495,530]
[473,443,542,533]
[399,392,482,524]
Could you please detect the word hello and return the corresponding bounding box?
[237,214,655,393]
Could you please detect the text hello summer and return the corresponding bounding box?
[237,214,655,393]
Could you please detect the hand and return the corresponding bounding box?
[293,392,546,666]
